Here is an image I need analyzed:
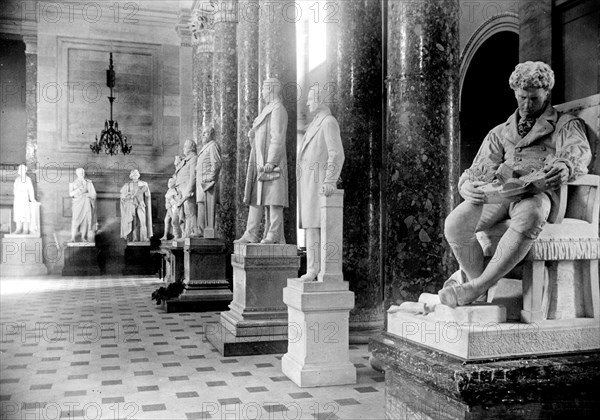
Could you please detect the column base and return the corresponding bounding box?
[205,320,288,357]
[282,278,356,387]
[370,332,600,419]
[1,235,48,276]
[206,243,299,356]
[62,242,101,276]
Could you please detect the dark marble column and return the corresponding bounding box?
[384,0,460,308]
[195,29,214,130]
[23,35,37,168]
[328,1,383,342]
[519,0,552,64]
[212,1,238,249]
[236,0,259,239]
[258,0,297,244]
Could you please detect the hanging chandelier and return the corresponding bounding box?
[90,52,132,155]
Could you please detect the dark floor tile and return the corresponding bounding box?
[232,371,252,377]
[64,390,87,397]
[101,366,120,371]
[289,392,313,399]
[67,374,88,380]
[102,397,125,404]
[138,385,159,392]
[7,364,27,370]
[264,404,288,413]
[255,363,273,368]
[185,412,212,419]
[196,367,216,372]
[134,370,153,376]
[206,381,227,387]
[36,369,57,374]
[177,391,199,398]
[188,355,206,360]
[142,404,166,412]
[169,376,189,381]
[220,359,238,364]
[354,386,378,393]
[163,362,181,367]
[219,398,242,405]
[30,384,52,390]
[102,380,122,386]
[270,376,291,382]
[334,398,360,406]
[246,386,269,393]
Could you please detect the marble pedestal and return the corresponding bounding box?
[161,240,185,284]
[370,333,600,419]
[62,242,101,276]
[122,242,155,276]
[166,238,232,313]
[281,279,356,387]
[1,235,48,276]
[206,243,299,356]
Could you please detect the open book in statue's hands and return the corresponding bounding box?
[479,168,548,204]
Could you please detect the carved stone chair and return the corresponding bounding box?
[477,94,600,324]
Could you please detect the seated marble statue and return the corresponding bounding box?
[196,126,222,238]
[162,176,182,240]
[297,86,345,281]
[12,164,40,235]
[69,168,97,242]
[439,61,591,307]
[120,169,153,242]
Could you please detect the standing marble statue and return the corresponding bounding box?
[297,86,345,281]
[69,168,97,242]
[236,78,289,244]
[12,164,39,235]
[175,141,198,238]
[162,177,182,240]
[196,126,222,238]
[120,169,153,242]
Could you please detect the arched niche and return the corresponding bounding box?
[459,14,519,174]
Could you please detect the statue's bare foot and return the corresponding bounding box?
[14,228,23,234]
[260,237,277,244]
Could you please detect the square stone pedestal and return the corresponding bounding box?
[281,279,356,387]
[370,333,600,419]
[387,305,600,360]
[122,242,156,275]
[1,235,48,276]
[206,243,299,356]
[62,242,101,276]
[166,238,232,313]
[161,240,185,284]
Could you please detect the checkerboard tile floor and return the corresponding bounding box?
[0,276,385,419]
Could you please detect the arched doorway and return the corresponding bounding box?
[460,31,519,173]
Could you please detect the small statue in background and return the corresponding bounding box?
[12,164,40,235]
[120,169,153,242]
[174,140,198,238]
[69,168,97,242]
[196,126,222,238]
[162,176,182,240]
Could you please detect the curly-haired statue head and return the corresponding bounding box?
[509,61,555,92]
[509,61,554,118]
